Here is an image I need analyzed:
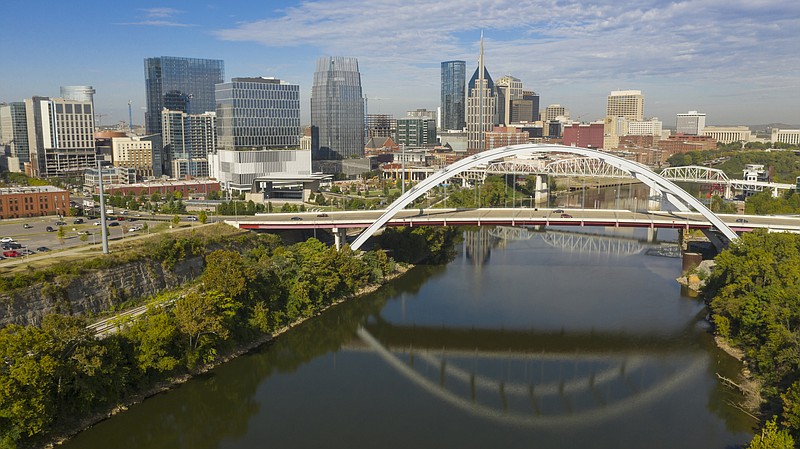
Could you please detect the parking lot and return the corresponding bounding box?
[0,213,205,262]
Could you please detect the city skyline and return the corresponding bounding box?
[1,0,798,128]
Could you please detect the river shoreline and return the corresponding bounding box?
[43,263,412,448]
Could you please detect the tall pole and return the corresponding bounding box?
[97,160,109,254]
[401,144,405,196]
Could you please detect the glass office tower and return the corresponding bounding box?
[144,56,224,136]
[310,56,364,160]
[440,60,466,131]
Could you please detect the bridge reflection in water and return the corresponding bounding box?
[349,322,705,428]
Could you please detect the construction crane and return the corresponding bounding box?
[128,100,133,132]
[94,113,108,128]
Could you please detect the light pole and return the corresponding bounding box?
[97,161,109,254]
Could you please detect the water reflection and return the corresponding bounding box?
[64,227,752,449]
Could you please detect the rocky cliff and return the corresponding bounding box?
[0,256,205,327]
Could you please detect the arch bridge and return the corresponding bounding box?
[350,144,738,251]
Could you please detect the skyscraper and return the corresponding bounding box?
[604,89,644,148]
[495,75,522,126]
[466,35,497,151]
[0,102,30,169]
[144,56,224,136]
[311,56,365,160]
[441,60,466,131]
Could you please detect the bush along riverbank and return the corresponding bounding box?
[0,225,459,449]
[705,230,800,447]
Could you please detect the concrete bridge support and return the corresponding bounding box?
[332,227,347,250]
[535,175,548,204]
[647,227,658,243]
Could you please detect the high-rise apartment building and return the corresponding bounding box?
[162,110,216,178]
[440,61,466,131]
[396,117,437,147]
[25,96,96,177]
[111,135,159,179]
[144,56,224,135]
[311,56,365,160]
[676,111,706,135]
[0,102,30,169]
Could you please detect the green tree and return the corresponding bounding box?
[174,291,239,366]
[126,306,181,374]
[198,210,208,224]
[747,418,794,449]
[201,250,255,301]
[56,226,65,245]
[171,215,180,227]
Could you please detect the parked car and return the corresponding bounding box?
[23,223,33,229]
[128,225,143,232]
[46,226,55,232]
[19,249,33,256]
[73,218,84,224]
[6,243,21,249]
[55,221,67,226]
[2,250,20,258]
[0,237,13,243]
[108,222,120,227]
[36,246,50,252]
[93,221,102,226]
[116,217,125,221]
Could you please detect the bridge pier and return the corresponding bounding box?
[647,227,658,243]
[332,227,347,250]
[534,175,548,204]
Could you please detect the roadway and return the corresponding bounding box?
[226,207,800,234]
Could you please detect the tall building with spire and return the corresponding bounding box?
[466,33,497,151]
[310,56,365,160]
[440,60,466,131]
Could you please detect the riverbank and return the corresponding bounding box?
[44,262,413,448]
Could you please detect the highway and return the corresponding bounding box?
[226,207,800,234]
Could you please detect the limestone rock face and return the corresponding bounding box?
[0,256,204,327]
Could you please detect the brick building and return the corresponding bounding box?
[0,186,70,219]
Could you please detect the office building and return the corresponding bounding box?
[627,118,663,136]
[60,86,95,104]
[440,60,466,131]
[772,129,800,145]
[25,96,96,177]
[396,117,437,147]
[604,90,644,149]
[367,114,395,139]
[466,34,497,151]
[676,111,706,135]
[209,149,311,194]
[144,56,224,135]
[0,102,30,170]
[563,122,604,149]
[311,56,365,160]
[496,75,523,126]
[701,126,752,144]
[542,104,568,122]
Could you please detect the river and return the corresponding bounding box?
[64,225,754,449]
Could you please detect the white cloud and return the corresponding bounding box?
[141,7,182,19]
[214,0,800,124]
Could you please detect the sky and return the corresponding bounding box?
[1,0,798,128]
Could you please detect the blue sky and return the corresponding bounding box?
[2,0,798,128]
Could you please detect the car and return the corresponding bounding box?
[23,223,33,229]
[116,216,125,221]
[7,243,21,249]
[560,213,573,218]
[128,225,143,232]
[77,230,91,236]
[36,246,50,252]
[108,221,120,227]
[2,250,20,258]
[553,209,564,214]
[19,249,33,256]
[735,218,749,223]
[0,237,13,243]
[93,221,101,226]
[316,213,329,217]
[290,216,303,221]
[73,218,84,224]
[46,226,55,232]
[186,216,199,221]
[119,210,128,215]
[55,221,66,226]
[134,213,142,217]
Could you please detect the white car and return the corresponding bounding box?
[186,216,199,221]
[128,225,143,232]
[0,237,13,243]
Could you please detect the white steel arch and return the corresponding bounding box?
[350,144,739,250]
